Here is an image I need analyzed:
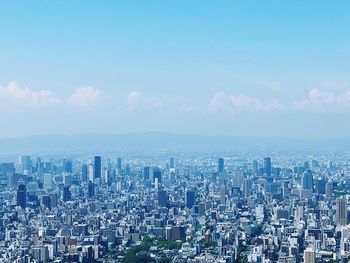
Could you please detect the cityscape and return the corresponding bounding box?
[1,151,350,262]
[1,1,350,263]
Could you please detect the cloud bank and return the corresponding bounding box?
[209,92,282,113]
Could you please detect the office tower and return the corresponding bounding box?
[252,160,259,174]
[243,178,252,197]
[233,170,244,189]
[336,196,347,225]
[117,157,122,171]
[220,185,226,205]
[88,181,95,198]
[218,158,224,173]
[93,156,102,179]
[20,155,32,172]
[63,159,72,173]
[315,178,325,194]
[170,157,175,169]
[326,180,333,197]
[153,168,162,184]
[88,164,94,182]
[43,174,53,190]
[63,174,71,186]
[263,157,271,178]
[186,189,196,209]
[62,185,71,202]
[42,195,51,210]
[17,184,27,209]
[158,190,167,207]
[3,162,15,187]
[143,166,150,181]
[303,247,315,263]
[302,170,313,190]
[81,164,88,182]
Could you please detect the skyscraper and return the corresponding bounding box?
[153,168,162,184]
[144,166,150,181]
[186,189,196,209]
[63,185,71,202]
[17,184,27,209]
[263,157,271,178]
[326,180,333,197]
[117,157,122,172]
[88,181,95,198]
[158,190,167,207]
[218,158,224,173]
[81,164,88,182]
[336,196,347,225]
[170,157,175,169]
[302,170,313,190]
[94,156,102,179]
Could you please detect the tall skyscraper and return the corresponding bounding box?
[17,184,27,209]
[186,189,196,209]
[117,157,122,171]
[20,155,32,172]
[218,158,224,173]
[170,157,175,169]
[63,185,71,202]
[88,181,95,198]
[158,190,167,207]
[263,157,271,178]
[326,180,333,197]
[153,168,162,184]
[81,164,88,182]
[336,196,347,225]
[94,156,102,179]
[144,166,150,181]
[303,247,315,263]
[302,170,313,190]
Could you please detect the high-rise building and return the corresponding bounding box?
[3,162,16,187]
[263,157,271,178]
[81,164,88,182]
[20,155,32,172]
[336,196,347,225]
[303,247,315,263]
[243,178,252,197]
[170,157,175,169]
[218,158,224,173]
[315,178,325,194]
[62,185,71,202]
[144,166,150,181]
[302,170,313,190]
[42,195,51,210]
[17,184,27,209]
[158,190,167,207]
[117,157,122,172]
[153,168,162,184]
[186,189,196,209]
[63,159,72,173]
[88,181,95,198]
[326,180,333,197]
[93,156,102,179]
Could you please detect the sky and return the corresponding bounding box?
[1,1,350,139]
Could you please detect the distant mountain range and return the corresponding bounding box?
[0,132,349,155]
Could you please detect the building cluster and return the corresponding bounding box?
[0,152,350,262]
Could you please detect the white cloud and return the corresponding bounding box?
[67,87,104,107]
[209,92,282,113]
[127,91,163,111]
[294,88,350,111]
[0,81,61,107]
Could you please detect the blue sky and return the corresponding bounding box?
[1,1,350,139]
